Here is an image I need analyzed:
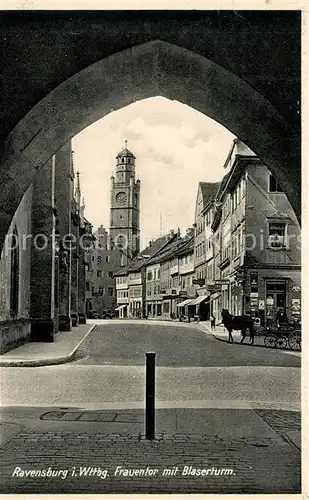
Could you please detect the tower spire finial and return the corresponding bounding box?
[125,139,128,149]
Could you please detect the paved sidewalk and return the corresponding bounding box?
[0,407,301,494]
[0,324,96,367]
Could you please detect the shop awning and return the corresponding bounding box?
[210,292,221,301]
[114,304,127,311]
[190,295,210,306]
[176,298,194,307]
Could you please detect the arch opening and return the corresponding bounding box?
[0,40,300,252]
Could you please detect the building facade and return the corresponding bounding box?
[114,232,178,318]
[208,139,301,326]
[85,225,121,317]
[0,141,92,353]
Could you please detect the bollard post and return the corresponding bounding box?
[145,352,156,440]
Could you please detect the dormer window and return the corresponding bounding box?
[268,222,286,248]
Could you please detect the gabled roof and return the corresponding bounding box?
[199,181,221,209]
[113,233,177,276]
[175,235,194,258]
[147,238,183,265]
[146,233,194,266]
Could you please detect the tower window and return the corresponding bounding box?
[128,158,131,164]
[122,158,124,163]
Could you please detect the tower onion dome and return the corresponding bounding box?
[116,140,136,160]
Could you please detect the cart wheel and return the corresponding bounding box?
[288,330,301,350]
[276,336,287,349]
[264,333,277,348]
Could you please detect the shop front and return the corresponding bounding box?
[145,300,163,319]
[189,294,210,320]
[243,268,301,327]
[129,299,142,318]
[114,304,128,318]
[176,298,195,320]
[162,298,172,320]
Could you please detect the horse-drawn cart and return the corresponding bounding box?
[262,322,301,350]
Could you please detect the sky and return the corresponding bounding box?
[72,96,235,249]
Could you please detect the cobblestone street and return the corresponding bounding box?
[0,323,301,494]
[0,408,300,494]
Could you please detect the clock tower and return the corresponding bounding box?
[110,142,141,265]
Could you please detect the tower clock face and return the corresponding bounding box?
[116,192,127,206]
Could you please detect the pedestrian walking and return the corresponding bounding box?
[210,314,216,330]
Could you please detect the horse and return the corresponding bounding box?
[221,309,255,344]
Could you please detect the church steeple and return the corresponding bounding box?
[110,143,141,265]
[114,141,136,185]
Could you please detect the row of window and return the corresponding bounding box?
[129,287,142,298]
[231,224,245,260]
[147,268,160,281]
[120,157,133,164]
[195,242,204,258]
[95,270,113,278]
[87,285,114,296]
[220,174,282,224]
[195,218,204,236]
[116,276,127,285]
[205,209,213,227]
[117,290,129,298]
[196,267,206,281]
[129,272,141,280]
[147,285,161,296]
[195,219,289,265]
[179,254,193,266]
[91,255,110,264]
[195,265,216,282]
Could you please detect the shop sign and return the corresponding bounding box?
[207,284,221,292]
[250,298,258,308]
[193,278,205,285]
[291,298,301,313]
[214,279,230,285]
[250,292,258,298]
[250,272,258,286]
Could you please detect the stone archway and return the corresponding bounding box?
[0,40,300,250]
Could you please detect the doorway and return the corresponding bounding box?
[265,282,286,327]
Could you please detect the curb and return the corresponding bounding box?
[194,323,301,353]
[0,324,97,367]
[213,334,300,352]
